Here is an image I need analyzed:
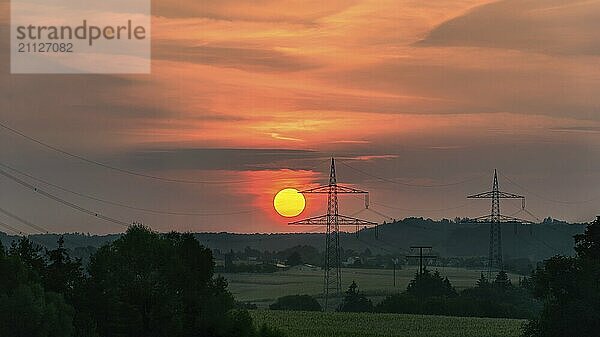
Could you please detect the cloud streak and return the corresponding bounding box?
[419,0,600,56]
[2,0,600,232]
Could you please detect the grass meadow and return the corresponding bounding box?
[222,266,520,307]
[250,310,526,337]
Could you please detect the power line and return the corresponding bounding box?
[1,205,65,239]
[0,218,86,252]
[0,162,259,217]
[347,199,448,233]
[0,219,28,235]
[338,160,485,188]
[371,200,470,212]
[0,207,91,248]
[0,167,130,228]
[348,193,469,213]
[499,172,600,205]
[364,207,395,222]
[347,204,392,223]
[523,208,541,222]
[0,206,49,233]
[524,234,563,255]
[304,226,325,234]
[354,235,395,254]
[0,121,329,185]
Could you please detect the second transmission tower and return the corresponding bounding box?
[467,169,532,277]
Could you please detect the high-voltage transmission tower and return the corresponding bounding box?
[467,169,533,277]
[290,158,376,310]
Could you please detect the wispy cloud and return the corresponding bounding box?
[345,155,399,161]
[270,133,304,142]
[550,126,600,134]
[2,0,600,231]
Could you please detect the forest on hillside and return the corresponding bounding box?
[1,217,584,269]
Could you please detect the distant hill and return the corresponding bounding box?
[191,217,584,262]
[0,217,586,264]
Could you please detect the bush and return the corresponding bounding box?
[376,292,537,318]
[285,252,303,266]
[337,281,373,313]
[270,295,322,311]
[376,270,540,319]
[406,269,457,299]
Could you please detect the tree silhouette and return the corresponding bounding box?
[9,237,44,273]
[493,270,512,291]
[406,269,457,299]
[0,228,282,337]
[338,281,373,312]
[82,225,269,337]
[286,251,303,266]
[43,236,84,299]
[476,272,489,288]
[0,238,74,337]
[524,217,600,337]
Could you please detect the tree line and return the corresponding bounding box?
[0,224,283,337]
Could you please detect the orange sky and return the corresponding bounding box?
[1,0,600,233]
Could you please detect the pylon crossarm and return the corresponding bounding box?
[288,214,327,225]
[467,214,534,224]
[300,184,369,194]
[289,214,377,226]
[468,191,524,199]
[467,191,494,199]
[336,215,377,226]
[497,191,525,199]
[497,215,534,224]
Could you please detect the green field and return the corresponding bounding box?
[222,266,520,307]
[250,310,526,337]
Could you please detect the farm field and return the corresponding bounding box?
[222,266,521,306]
[250,310,526,337]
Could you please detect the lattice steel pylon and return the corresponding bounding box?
[467,169,533,278]
[290,158,376,310]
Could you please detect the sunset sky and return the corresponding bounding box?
[1,0,599,234]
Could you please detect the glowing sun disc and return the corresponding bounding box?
[274,188,306,217]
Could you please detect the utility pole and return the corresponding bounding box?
[392,258,399,287]
[406,246,437,275]
[290,158,376,310]
[467,169,533,278]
